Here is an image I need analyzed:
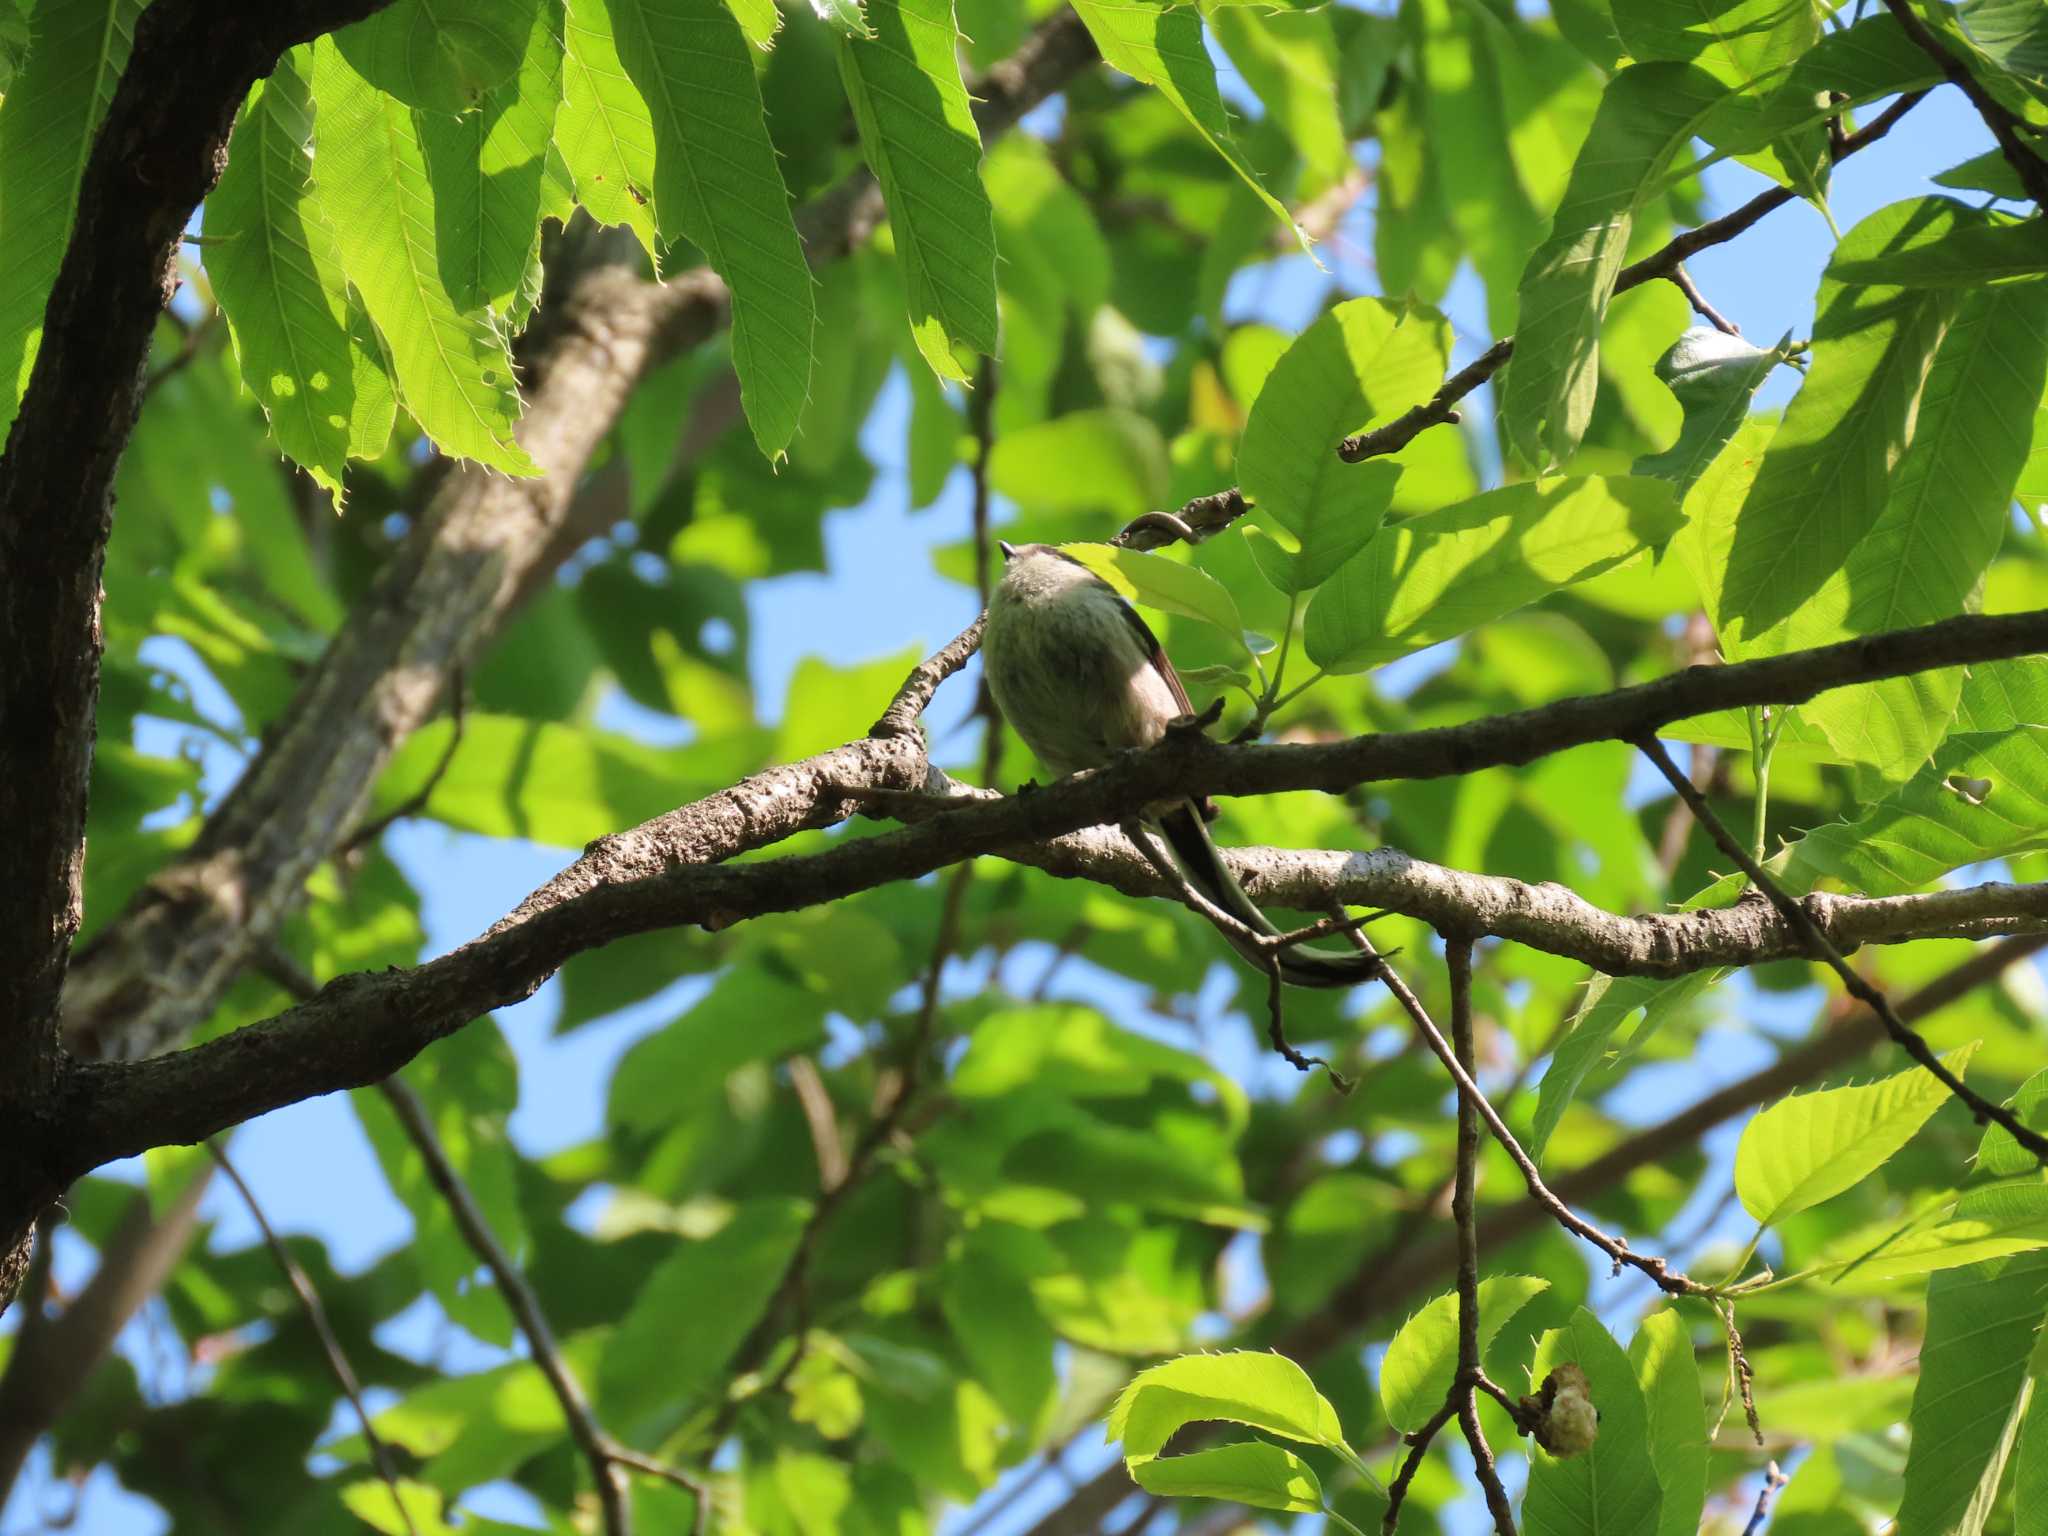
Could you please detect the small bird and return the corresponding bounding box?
[981,540,1379,989]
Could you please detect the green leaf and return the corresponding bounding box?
[603,0,816,455]
[1500,62,1729,471]
[1632,328,1789,497]
[600,1198,811,1428]
[1525,1310,1663,1536]
[1379,1276,1548,1432]
[1831,216,2048,288]
[1899,1233,2048,1533]
[608,969,828,1130]
[941,1246,1055,1427]
[1718,198,1973,642]
[1631,1311,1706,1536]
[1068,0,1302,247]
[1207,7,1348,193]
[307,43,537,475]
[1610,0,1822,200]
[1784,712,2048,896]
[558,0,660,258]
[1936,147,2037,202]
[208,54,358,501]
[727,0,784,45]
[1108,1351,1347,1462]
[1760,278,2048,777]
[1951,0,2048,110]
[1981,1069,2048,1177]
[1302,476,1682,673]
[1062,545,1248,657]
[841,0,997,383]
[2016,1341,2048,1536]
[0,0,143,441]
[1129,1442,1324,1512]
[334,0,541,113]
[988,408,1168,518]
[416,0,565,319]
[1734,1043,1980,1226]
[342,1479,463,1536]
[1533,971,1715,1161]
[1820,1184,2048,1285]
[346,300,399,459]
[812,0,873,37]
[369,712,770,846]
[1237,298,1449,593]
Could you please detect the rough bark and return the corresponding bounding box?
[0,0,394,1313]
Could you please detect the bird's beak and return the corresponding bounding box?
[998,540,1017,561]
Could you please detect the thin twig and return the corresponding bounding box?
[1634,735,2048,1165]
[1334,89,1925,464]
[340,671,466,857]
[787,1056,848,1190]
[1381,1397,1459,1535]
[139,307,219,400]
[1448,939,1518,1535]
[206,1141,419,1536]
[1741,1461,1789,1536]
[1376,960,1705,1295]
[377,1077,713,1536]
[1879,0,2048,207]
[718,855,976,1432]
[1667,265,1741,336]
[1112,487,1252,551]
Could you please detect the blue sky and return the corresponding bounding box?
[0,45,2017,1536]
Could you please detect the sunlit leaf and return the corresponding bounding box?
[1380,1276,1548,1432]
[1735,1044,1980,1226]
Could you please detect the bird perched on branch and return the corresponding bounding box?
[981,540,1380,989]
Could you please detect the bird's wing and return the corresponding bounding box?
[1111,588,1195,716]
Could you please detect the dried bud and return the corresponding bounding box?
[1520,1363,1599,1458]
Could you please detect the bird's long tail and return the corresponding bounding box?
[1155,802,1381,990]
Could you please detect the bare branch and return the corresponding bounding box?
[207,1141,416,1536]
[1020,936,2048,1536]
[1376,960,1703,1296]
[38,608,2048,1192]
[1447,937,1518,1535]
[377,1075,713,1533]
[1332,90,1922,464]
[58,10,1098,1069]
[1635,734,2048,1165]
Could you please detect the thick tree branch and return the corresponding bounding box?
[922,787,2048,975]
[0,0,395,1304]
[31,608,2048,1194]
[57,11,1096,1068]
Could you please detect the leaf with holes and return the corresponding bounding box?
[308,42,536,474]
[208,54,357,501]
[334,0,542,113]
